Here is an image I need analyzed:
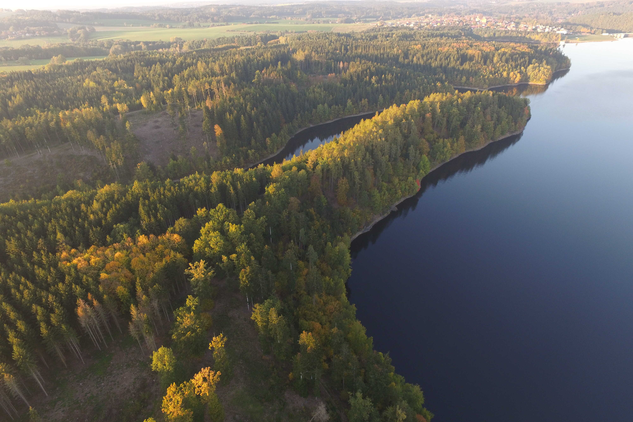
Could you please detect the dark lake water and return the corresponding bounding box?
[348,39,633,422]
[254,111,378,167]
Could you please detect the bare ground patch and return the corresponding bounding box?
[211,278,331,422]
[0,144,113,202]
[28,332,162,422]
[129,109,219,167]
[25,278,334,422]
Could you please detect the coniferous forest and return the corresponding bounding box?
[0,30,568,177]
[0,26,569,422]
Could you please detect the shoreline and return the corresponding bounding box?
[243,93,533,242]
[349,127,526,243]
[245,109,381,169]
[453,67,571,91]
[167,68,570,175]
[169,109,380,182]
[180,70,567,179]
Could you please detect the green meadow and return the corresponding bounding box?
[0,35,70,48]
[563,33,618,43]
[0,21,372,48]
[94,23,343,42]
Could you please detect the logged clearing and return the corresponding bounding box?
[0,144,113,202]
[129,109,219,167]
[29,276,329,422]
[210,278,331,422]
[0,108,217,202]
[32,334,162,422]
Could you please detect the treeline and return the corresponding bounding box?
[0,91,529,420]
[0,31,566,179]
[570,12,633,32]
[0,19,60,33]
[0,44,108,62]
[285,31,569,86]
[481,0,633,29]
[473,29,562,44]
[0,33,275,62]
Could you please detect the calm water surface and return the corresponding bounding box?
[255,111,377,167]
[348,39,633,422]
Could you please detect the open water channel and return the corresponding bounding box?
[347,39,633,421]
[268,39,633,422]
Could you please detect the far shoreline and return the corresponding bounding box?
[452,67,571,92]
[245,109,382,169]
[349,127,526,243]
[248,68,569,170]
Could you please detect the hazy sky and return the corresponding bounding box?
[2,0,207,10]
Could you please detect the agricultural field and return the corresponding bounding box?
[69,18,179,27]
[93,22,366,42]
[0,20,373,48]
[0,58,51,72]
[0,35,70,48]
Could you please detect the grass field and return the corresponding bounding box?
[0,58,51,72]
[0,35,70,48]
[56,18,179,29]
[333,22,374,33]
[0,21,372,48]
[94,23,342,42]
[82,18,179,27]
[563,34,618,43]
[0,56,106,73]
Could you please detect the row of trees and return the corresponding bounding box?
[569,11,633,33]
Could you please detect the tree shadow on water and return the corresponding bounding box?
[350,132,524,257]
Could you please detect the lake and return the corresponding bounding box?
[348,39,633,422]
[254,110,378,167]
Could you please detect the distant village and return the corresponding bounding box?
[376,14,629,38]
[379,14,570,34]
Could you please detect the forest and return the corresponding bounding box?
[0,27,566,421]
[0,30,568,195]
[569,11,633,33]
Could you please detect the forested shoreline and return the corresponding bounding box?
[349,124,526,244]
[0,28,566,421]
[452,66,570,91]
